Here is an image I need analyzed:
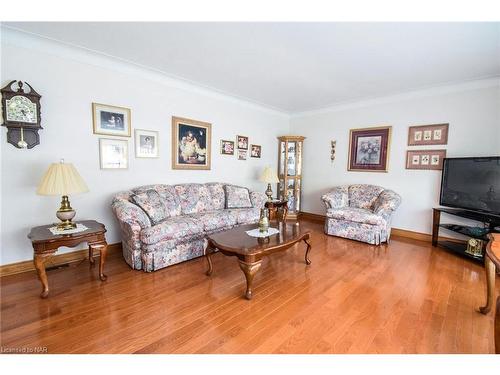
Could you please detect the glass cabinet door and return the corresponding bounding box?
[277,136,305,218]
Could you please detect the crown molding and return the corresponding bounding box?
[291,76,500,118]
[0,26,290,118]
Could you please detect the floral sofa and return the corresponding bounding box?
[111,183,267,272]
[321,184,402,245]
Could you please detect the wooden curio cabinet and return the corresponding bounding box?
[277,136,305,219]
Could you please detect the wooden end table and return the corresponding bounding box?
[27,220,108,298]
[265,199,288,221]
[204,221,311,300]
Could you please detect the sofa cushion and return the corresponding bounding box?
[206,182,226,210]
[225,185,253,208]
[192,211,237,232]
[348,184,385,210]
[140,216,204,245]
[175,184,212,214]
[132,184,181,217]
[227,208,260,224]
[326,207,386,226]
[131,190,169,225]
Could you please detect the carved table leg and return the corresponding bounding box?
[304,238,312,265]
[205,242,215,276]
[479,256,496,314]
[89,245,95,265]
[99,244,108,281]
[238,259,263,300]
[34,253,52,298]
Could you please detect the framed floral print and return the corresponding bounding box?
[348,126,392,172]
[172,116,212,170]
[99,138,128,169]
[237,135,248,150]
[408,123,449,146]
[250,144,261,158]
[220,140,235,155]
[237,149,247,160]
[92,103,131,137]
[406,149,446,170]
[135,129,159,158]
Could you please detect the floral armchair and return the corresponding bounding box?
[321,184,401,245]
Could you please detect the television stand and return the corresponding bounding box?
[432,208,500,262]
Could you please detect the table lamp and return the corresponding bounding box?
[259,166,279,201]
[36,159,89,230]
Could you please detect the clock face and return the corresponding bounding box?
[6,95,37,123]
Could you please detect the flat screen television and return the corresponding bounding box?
[440,156,500,216]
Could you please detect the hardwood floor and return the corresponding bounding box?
[1,219,498,354]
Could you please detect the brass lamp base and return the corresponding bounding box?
[265,183,273,201]
[56,195,77,230]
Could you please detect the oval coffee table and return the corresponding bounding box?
[204,221,311,300]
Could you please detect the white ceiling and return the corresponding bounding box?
[4,22,500,113]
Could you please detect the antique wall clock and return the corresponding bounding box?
[1,80,43,149]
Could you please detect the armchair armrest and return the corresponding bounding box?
[111,194,152,230]
[321,186,348,209]
[250,191,267,209]
[372,190,402,218]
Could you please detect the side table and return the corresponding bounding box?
[27,220,108,298]
[265,199,288,221]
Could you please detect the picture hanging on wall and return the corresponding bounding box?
[99,138,128,169]
[237,135,248,150]
[408,123,449,146]
[92,103,131,137]
[348,126,392,172]
[250,144,261,158]
[406,149,446,170]
[135,129,159,158]
[172,116,211,170]
[238,149,247,160]
[220,140,235,155]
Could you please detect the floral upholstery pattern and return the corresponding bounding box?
[131,190,169,225]
[321,184,401,245]
[112,182,267,272]
[225,185,253,208]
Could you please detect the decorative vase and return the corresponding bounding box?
[258,208,269,233]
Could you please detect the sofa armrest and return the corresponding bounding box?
[373,190,402,218]
[111,197,151,230]
[250,191,267,209]
[321,186,349,209]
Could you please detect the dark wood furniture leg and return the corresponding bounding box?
[496,296,500,354]
[304,237,312,265]
[89,245,95,265]
[432,208,440,246]
[238,259,263,300]
[479,256,496,314]
[205,241,215,276]
[98,244,108,281]
[33,253,52,298]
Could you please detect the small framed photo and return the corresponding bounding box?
[220,140,235,155]
[238,149,247,160]
[406,149,446,170]
[250,144,261,158]
[237,135,248,150]
[92,103,131,137]
[99,138,128,169]
[408,123,449,146]
[135,129,159,158]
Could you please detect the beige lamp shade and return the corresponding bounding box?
[259,166,279,184]
[37,160,89,196]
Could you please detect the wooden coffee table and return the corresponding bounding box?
[204,221,311,300]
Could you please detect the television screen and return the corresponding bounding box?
[440,157,500,215]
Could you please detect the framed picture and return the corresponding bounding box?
[99,138,128,169]
[172,116,211,170]
[250,144,261,158]
[408,123,449,146]
[238,149,247,160]
[237,135,248,150]
[220,140,235,155]
[92,103,131,137]
[135,129,159,158]
[406,149,446,170]
[348,126,392,172]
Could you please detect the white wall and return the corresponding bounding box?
[290,83,500,234]
[0,34,289,265]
